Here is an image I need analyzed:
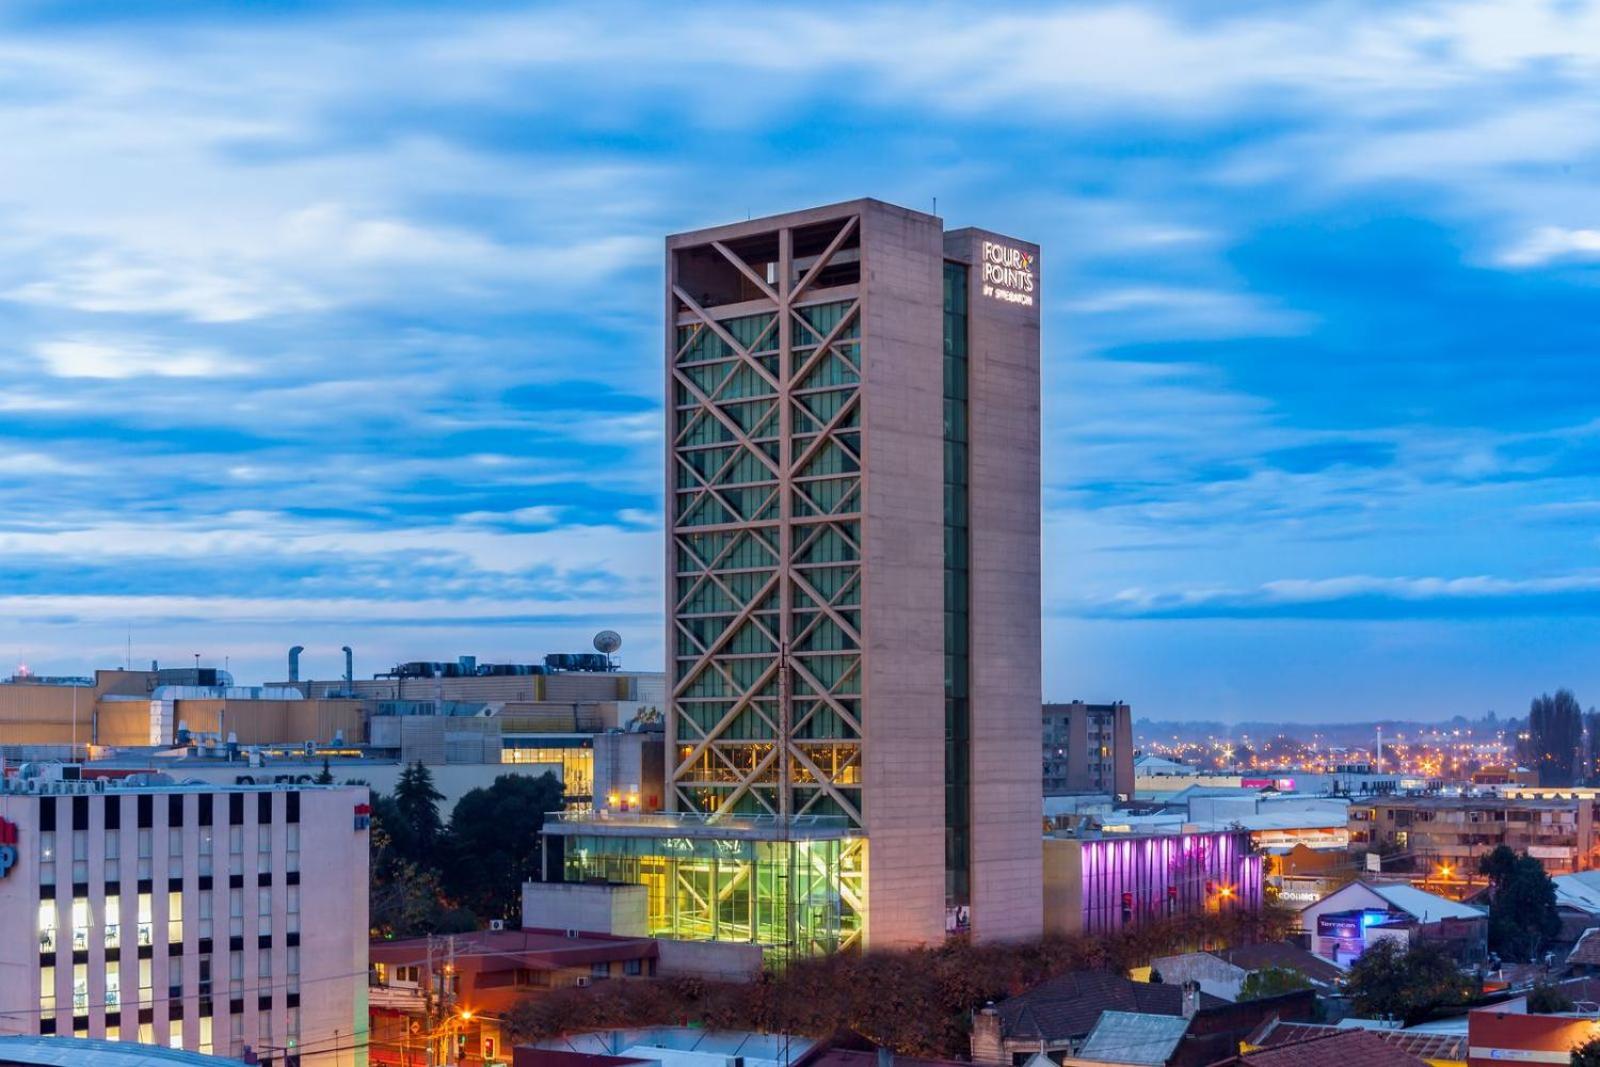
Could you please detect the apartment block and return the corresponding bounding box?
[1042,701,1133,798]
[1350,795,1600,874]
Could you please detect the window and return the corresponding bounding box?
[105,960,121,1009]
[168,828,184,879]
[229,950,243,997]
[199,889,213,938]
[138,1022,153,1044]
[286,824,299,873]
[257,826,271,874]
[104,828,120,882]
[39,965,54,1014]
[257,888,271,936]
[198,827,214,877]
[137,892,153,947]
[199,1015,213,1055]
[168,890,183,945]
[624,958,642,976]
[104,896,120,950]
[258,950,271,982]
[71,830,88,884]
[71,898,90,952]
[37,900,57,953]
[590,961,610,980]
[138,828,152,880]
[229,888,242,938]
[72,963,87,1013]
[286,945,299,994]
[286,886,299,935]
[38,831,55,886]
[139,958,153,1007]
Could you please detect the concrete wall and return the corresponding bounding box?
[653,938,764,981]
[170,698,365,747]
[521,881,649,937]
[1149,951,1247,1001]
[1042,837,1085,937]
[948,226,1044,944]
[859,200,950,949]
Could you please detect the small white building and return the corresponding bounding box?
[1297,881,1486,964]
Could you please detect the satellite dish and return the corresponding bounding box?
[593,630,622,655]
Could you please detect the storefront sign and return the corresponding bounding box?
[0,817,17,878]
[980,241,1035,307]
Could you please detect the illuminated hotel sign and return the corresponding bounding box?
[0,817,17,879]
[980,241,1035,307]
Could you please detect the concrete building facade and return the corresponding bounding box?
[1350,794,1600,875]
[552,198,1042,953]
[0,769,368,1065]
[663,199,1041,948]
[1043,702,1134,797]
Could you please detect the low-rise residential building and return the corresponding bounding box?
[369,929,663,1067]
[1218,1028,1430,1067]
[0,765,368,1065]
[1297,881,1487,964]
[1242,1019,1467,1065]
[1349,795,1600,875]
[971,971,1317,1067]
[1147,943,1345,1002]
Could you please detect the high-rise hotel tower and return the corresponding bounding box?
[553,199,1041,950]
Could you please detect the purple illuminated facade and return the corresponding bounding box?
[1044,829,1263,936]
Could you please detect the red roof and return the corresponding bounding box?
[1244,1019,1465,1062]
[1227,1028,1430,1067]
[371,927,659,971]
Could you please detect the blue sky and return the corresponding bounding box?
[2,1,1599,720]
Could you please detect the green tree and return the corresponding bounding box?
[1238,966,1313,1000]
[441,772,564,921]
[1525,690,1583,786]
[393,761,445,863]
[1576,1035,1600,1067]
[1528,980,1575,1014]
[1479,845,1561,961]
[1345,939,1474,1024]
[313,757,334,785]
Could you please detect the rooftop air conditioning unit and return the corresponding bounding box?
[489,920,505,931]
[575,977,590,988]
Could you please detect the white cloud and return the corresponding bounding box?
[1499,226,1600,267]
[33,338,252,380]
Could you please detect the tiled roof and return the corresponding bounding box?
[1235,1028,1429,1067]
[1214,942,1346,986]
[371,927,660,970]
[995,971,1223,1041]
[1073,1011,1190,1066]
[1570,928,1600,967]
[1244,1019,1465,1062]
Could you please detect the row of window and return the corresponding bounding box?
[38,823,301,884]
[40,791,302,832]
[43,1007,300,1059]
[39,886,303,952]
[41,948,302,1019]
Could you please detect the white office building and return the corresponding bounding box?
[0,767,368,1065]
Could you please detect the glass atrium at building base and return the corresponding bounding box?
[549,812,863,956]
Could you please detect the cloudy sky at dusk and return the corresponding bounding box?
[3,1,1599,720]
